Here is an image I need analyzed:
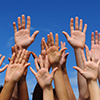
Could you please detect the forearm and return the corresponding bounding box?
[0,81,16,100]
[74,48,90,100]
[53,64,69,100]
[10,83,18,100]
[43,85,54,100]
[88,80,99,100]
[62,67,76,100]
[18,77,29,100]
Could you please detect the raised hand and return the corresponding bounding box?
[13,14,39,49]
[89,31,100,62]
[30,55,58,89]
[5,49,30,83]
[0,54,8,73]
[60,41,69,69]
[62,17,87,49]
[73,45,100,81]
[43,32,67,67]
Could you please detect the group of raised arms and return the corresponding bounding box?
[0,14,100,100]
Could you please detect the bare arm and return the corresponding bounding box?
[60,41,76,100]
[73,45,100,100]
[0,50,30,100]
[62,17,89,100]
[44,33,69,100]
[30,55,57,100]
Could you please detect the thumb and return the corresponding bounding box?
[31,30,39,42]
[51,67,58,78]
[62,31,70,41]
[59,47,67,55]
[64,53,69,59]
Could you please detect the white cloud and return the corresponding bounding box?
[7,36,14,47]
[69,76,77,86]
[73,88,79,100]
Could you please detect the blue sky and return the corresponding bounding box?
[0,0,100,99]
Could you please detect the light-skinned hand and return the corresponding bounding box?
[13,14,39,49]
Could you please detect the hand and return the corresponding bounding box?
[60,41,69,70]
[0,54,8,73]
[73,45,100,81]
[30,55,58,89]
[62,17,87,49]
[89,31,100,63]
[9,45,30,77]
[43,32,67,67]
[5,49,30,83]
[13,14,39,49]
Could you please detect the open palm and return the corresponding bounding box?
[13,15,39,49]
[62,17,87,49]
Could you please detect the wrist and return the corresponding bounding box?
[52,63,60,69]
[4,80,16,87]
[18,76,26,84]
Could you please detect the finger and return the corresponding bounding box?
[18,17,21,30]
[24,62,31,69]
[11,46,15,54]
[22,14,25,29]
[91,49,95,62]
[91,32,94,46]
[45,55,48,69]
[30,51,37,59]
[14,44,18,55]
[59,47,67,55]
[81,50,86,64]
[39,55,43,68]
[73,66,84,75]
[62,31,70,42]
[70,18,74,32]
[51,67,58,78]
[50,32,54,46]
[27,16,31,30]
[31,30,39,42]
[47,34,50,47]
[43,39,48,50]
[0,56,5,66]
[0,54,2,58]
[79,19,83,31]
[95,30,98,44]
[14,50,22,63]
[23,50,30,63]
[99,33,100,45]
[34,59,40,71]
[21,59,26,65]
[18,49,25,64]
[85,45,90,61]
[83,24,87,34]
[30,67,37,76]
[75,17,78,30]
[13,22,17,33]
[41,37,45,50]
[55,34,59,47]
[64,53,69,59]
[8,58,11,62]
[10,53,16,64]
[0,64,8,73]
